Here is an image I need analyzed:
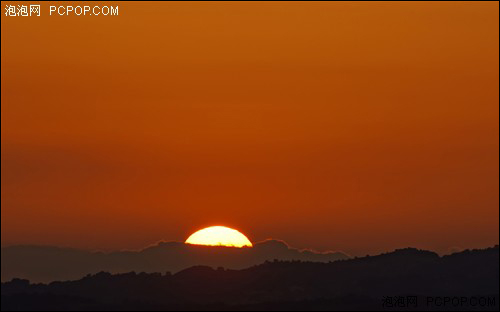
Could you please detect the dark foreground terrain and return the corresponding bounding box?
[2,246,498,311]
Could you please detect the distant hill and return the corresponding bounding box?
[2,246,498,311]
[1,240,349,283]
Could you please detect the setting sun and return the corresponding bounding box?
[185,226,253,248]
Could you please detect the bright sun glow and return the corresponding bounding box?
[185,226,253,248]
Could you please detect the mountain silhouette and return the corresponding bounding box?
[2,246,498,311]
[1,240,349,283]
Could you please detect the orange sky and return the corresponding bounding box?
[1,1,499,256]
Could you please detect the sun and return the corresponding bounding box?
[185,226,253,248]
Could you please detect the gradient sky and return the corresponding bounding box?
[1,1,499,256]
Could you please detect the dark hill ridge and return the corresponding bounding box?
[1,246,498,311]
[1,240,349,283]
